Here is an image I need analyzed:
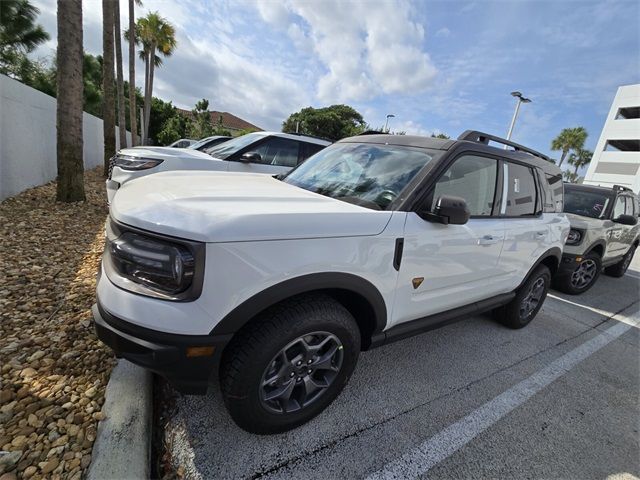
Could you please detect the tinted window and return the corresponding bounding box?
[302,142,326,162]
[205,133,265,159]
[431,155,497,216]
[504,163,537,216]
[613,196,626,218]
[564,188,611,219]
[249,138,300,167]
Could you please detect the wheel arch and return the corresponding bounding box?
[585,240,606,258]
[517,247,562,289]
[211,272,387,350]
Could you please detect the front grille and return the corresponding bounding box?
[107,156,117,180]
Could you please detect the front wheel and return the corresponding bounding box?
[552,252,602,295]
[495,264,551,329]
[220,294,360,434]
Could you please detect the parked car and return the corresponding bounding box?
[94,130,569,434]
[188,135,232,151]
[168,138,197,148]
[553,184,639,294]
[106,132,331,203]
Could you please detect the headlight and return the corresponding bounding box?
[566,229,583,245]
[113,154,163,170]
[104,225,203,300]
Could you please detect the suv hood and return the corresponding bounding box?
[110,171,393,242]
[565,212,607,230]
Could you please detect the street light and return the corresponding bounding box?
[505,91,531,145]
[384,114,395,133]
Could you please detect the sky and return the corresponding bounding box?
[31,0,639,168]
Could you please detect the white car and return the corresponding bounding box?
[168,138,197,148]
[106,132,330,203]
[94,131,569,434]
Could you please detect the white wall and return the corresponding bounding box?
[0,74,134,200]
[583,84,640,193]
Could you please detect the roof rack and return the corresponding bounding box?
[457,130,552,162]
[612,184,633,192]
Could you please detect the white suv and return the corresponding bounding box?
[94,131,569,434]
[106,132,330,203]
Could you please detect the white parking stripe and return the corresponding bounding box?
[367,308,640,480]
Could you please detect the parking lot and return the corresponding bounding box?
[164,257,639,479]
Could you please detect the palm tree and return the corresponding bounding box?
[0,0,50,76]
[127,0,142,146]
[551,127,588,167]
[113,0,126,148]
[568,148,593,176]
[136,12,177,144]
[102,0,116,176]
[55,0,85,202]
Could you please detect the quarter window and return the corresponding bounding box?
[431,155,498,216]
[503,163,537,216]
[247,138,300,167]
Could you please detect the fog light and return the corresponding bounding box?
[186,346,215,357]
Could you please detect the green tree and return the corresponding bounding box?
[211,113,232,136]
[157,112,191,145]
[431,132,450,139]
[134,12,177,144]
[282,105,366,141]
[551,127,588,167]
[563,171,578,183]
[567,148,593,176]
[235,128,258,136]
[55,0,85,202]
[187,98,214,139]
[147,96,178,145]
[0,0,50,77]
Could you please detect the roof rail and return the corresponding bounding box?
[612,184,633,192]
[457,130,552,162]
[284,131,333,143]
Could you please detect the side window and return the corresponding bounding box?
[301,143,326,164]
[624,196,635,216]
[248,138,300,167]
[431,155,498,217]
[613,196,626,218]
[504,162,537,216]
[544,172,563,212]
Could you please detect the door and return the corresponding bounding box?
[228,137,300,175]
[391,154,507,327]
[497,161,549,288]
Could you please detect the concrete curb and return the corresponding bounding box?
[87,360,152,480]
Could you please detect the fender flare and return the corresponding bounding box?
[517,247,562,289]
[584,240,607,256]
[210,272,387,336]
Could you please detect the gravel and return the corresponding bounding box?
[0,169,116,479]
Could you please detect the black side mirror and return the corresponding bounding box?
[239,152,261,163]
[418,195,470,225]
[613,214,638,226]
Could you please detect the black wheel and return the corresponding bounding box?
[220,294,360,434]
[552,251,602,294]
[604,244,636,278]
[495,264,551,329]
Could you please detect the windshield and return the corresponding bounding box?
[188,137,215,149]
[283,142,437,210]
[564,188,611,219]
[204,133,264,158]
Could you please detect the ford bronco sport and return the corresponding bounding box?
[93,131,569,434]
[554,183,639,294]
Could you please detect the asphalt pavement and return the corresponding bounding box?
[164,256,640,479]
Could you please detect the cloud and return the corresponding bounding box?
[435,27,450,38]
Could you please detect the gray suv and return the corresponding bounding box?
[554,184,639,294]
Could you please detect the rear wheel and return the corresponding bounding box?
[220,294,360,434]
[495,264,550,329]
[604,244,637,278]
[553,251,601,295]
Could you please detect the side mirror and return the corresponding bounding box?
[239,152,261,163]
[418,195,470,225]
[613,214,638,226]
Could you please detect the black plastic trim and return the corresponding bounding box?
[393,238,404,271]
[370,292,515,348]
[211,272,388,335]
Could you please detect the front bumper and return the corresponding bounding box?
[106,179,120,204]
[557,253,583,276]
[93,302,232,394]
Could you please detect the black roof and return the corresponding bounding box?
[564,183,635,197]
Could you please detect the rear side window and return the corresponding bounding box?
[431,155,498,216]
[544,172,563,212]
[503,162,537,216]
[250,137,300,167]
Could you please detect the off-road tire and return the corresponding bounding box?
[553,251,602,295]
[604,244,637,278]
[220,293,360,434]
[494,265,551,329]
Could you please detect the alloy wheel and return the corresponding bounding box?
[570,259,597,289]
[259,332,344,414]
[520,277,546,318]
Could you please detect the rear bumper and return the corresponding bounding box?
[93,302,232,394]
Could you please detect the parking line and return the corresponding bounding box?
[367,308,639,480]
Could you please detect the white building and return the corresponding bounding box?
[583,84,640,193]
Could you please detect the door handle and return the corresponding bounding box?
[478,235,501,245]
[535,231,546,238]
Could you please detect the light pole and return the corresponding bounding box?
[384,114,395,133]
[505,91,531,144]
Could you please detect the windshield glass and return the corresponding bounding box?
[283,142,437,210]
[204,133,264,158]
[188,137,214,149]
[564,188,611,218]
